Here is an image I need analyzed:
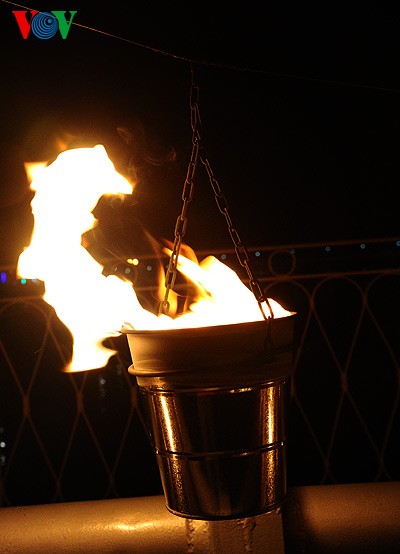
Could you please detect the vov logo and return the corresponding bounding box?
[12,10,77,40]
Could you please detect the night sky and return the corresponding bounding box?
[0,1,399,267]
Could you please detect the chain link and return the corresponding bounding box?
[159,64,274,320]
[158,64,200,316]
[199,151,274,320]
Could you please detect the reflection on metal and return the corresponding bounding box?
[0,237,399,507]
[124,316,296,520]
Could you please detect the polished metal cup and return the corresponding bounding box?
[123,314,296,520]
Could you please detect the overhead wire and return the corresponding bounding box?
[2,0,400,95]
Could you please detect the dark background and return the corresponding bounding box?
[0,0,399,268]
[0,1,399,507]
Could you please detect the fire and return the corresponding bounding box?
[17,145,291,372]
[165,252,289,327]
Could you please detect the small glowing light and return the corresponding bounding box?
[124,268,131,274]
[396,240,400,247]
[146,265,152,271]
[360,243,366,250]
[0,272,6,284]
[20,278,27,285]
[0,442,5,448]
[99,378,106,385]
[220,254,227,260]
[325,246,331,252]
[127,258,139,266]
[255,251,261,257]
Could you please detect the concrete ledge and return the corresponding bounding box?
[1,482,399,553]
[283,481,400,553]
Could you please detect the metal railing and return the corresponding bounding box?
[0,237,399,507]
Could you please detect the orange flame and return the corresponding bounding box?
[17,145,291,372]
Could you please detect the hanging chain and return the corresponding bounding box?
[199,151,274,321]
[159,64,274,320]
[158,64,200,316]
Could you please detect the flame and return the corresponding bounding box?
[24,161,48,185]
[17,145,291,372]
[169,253,290,327]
